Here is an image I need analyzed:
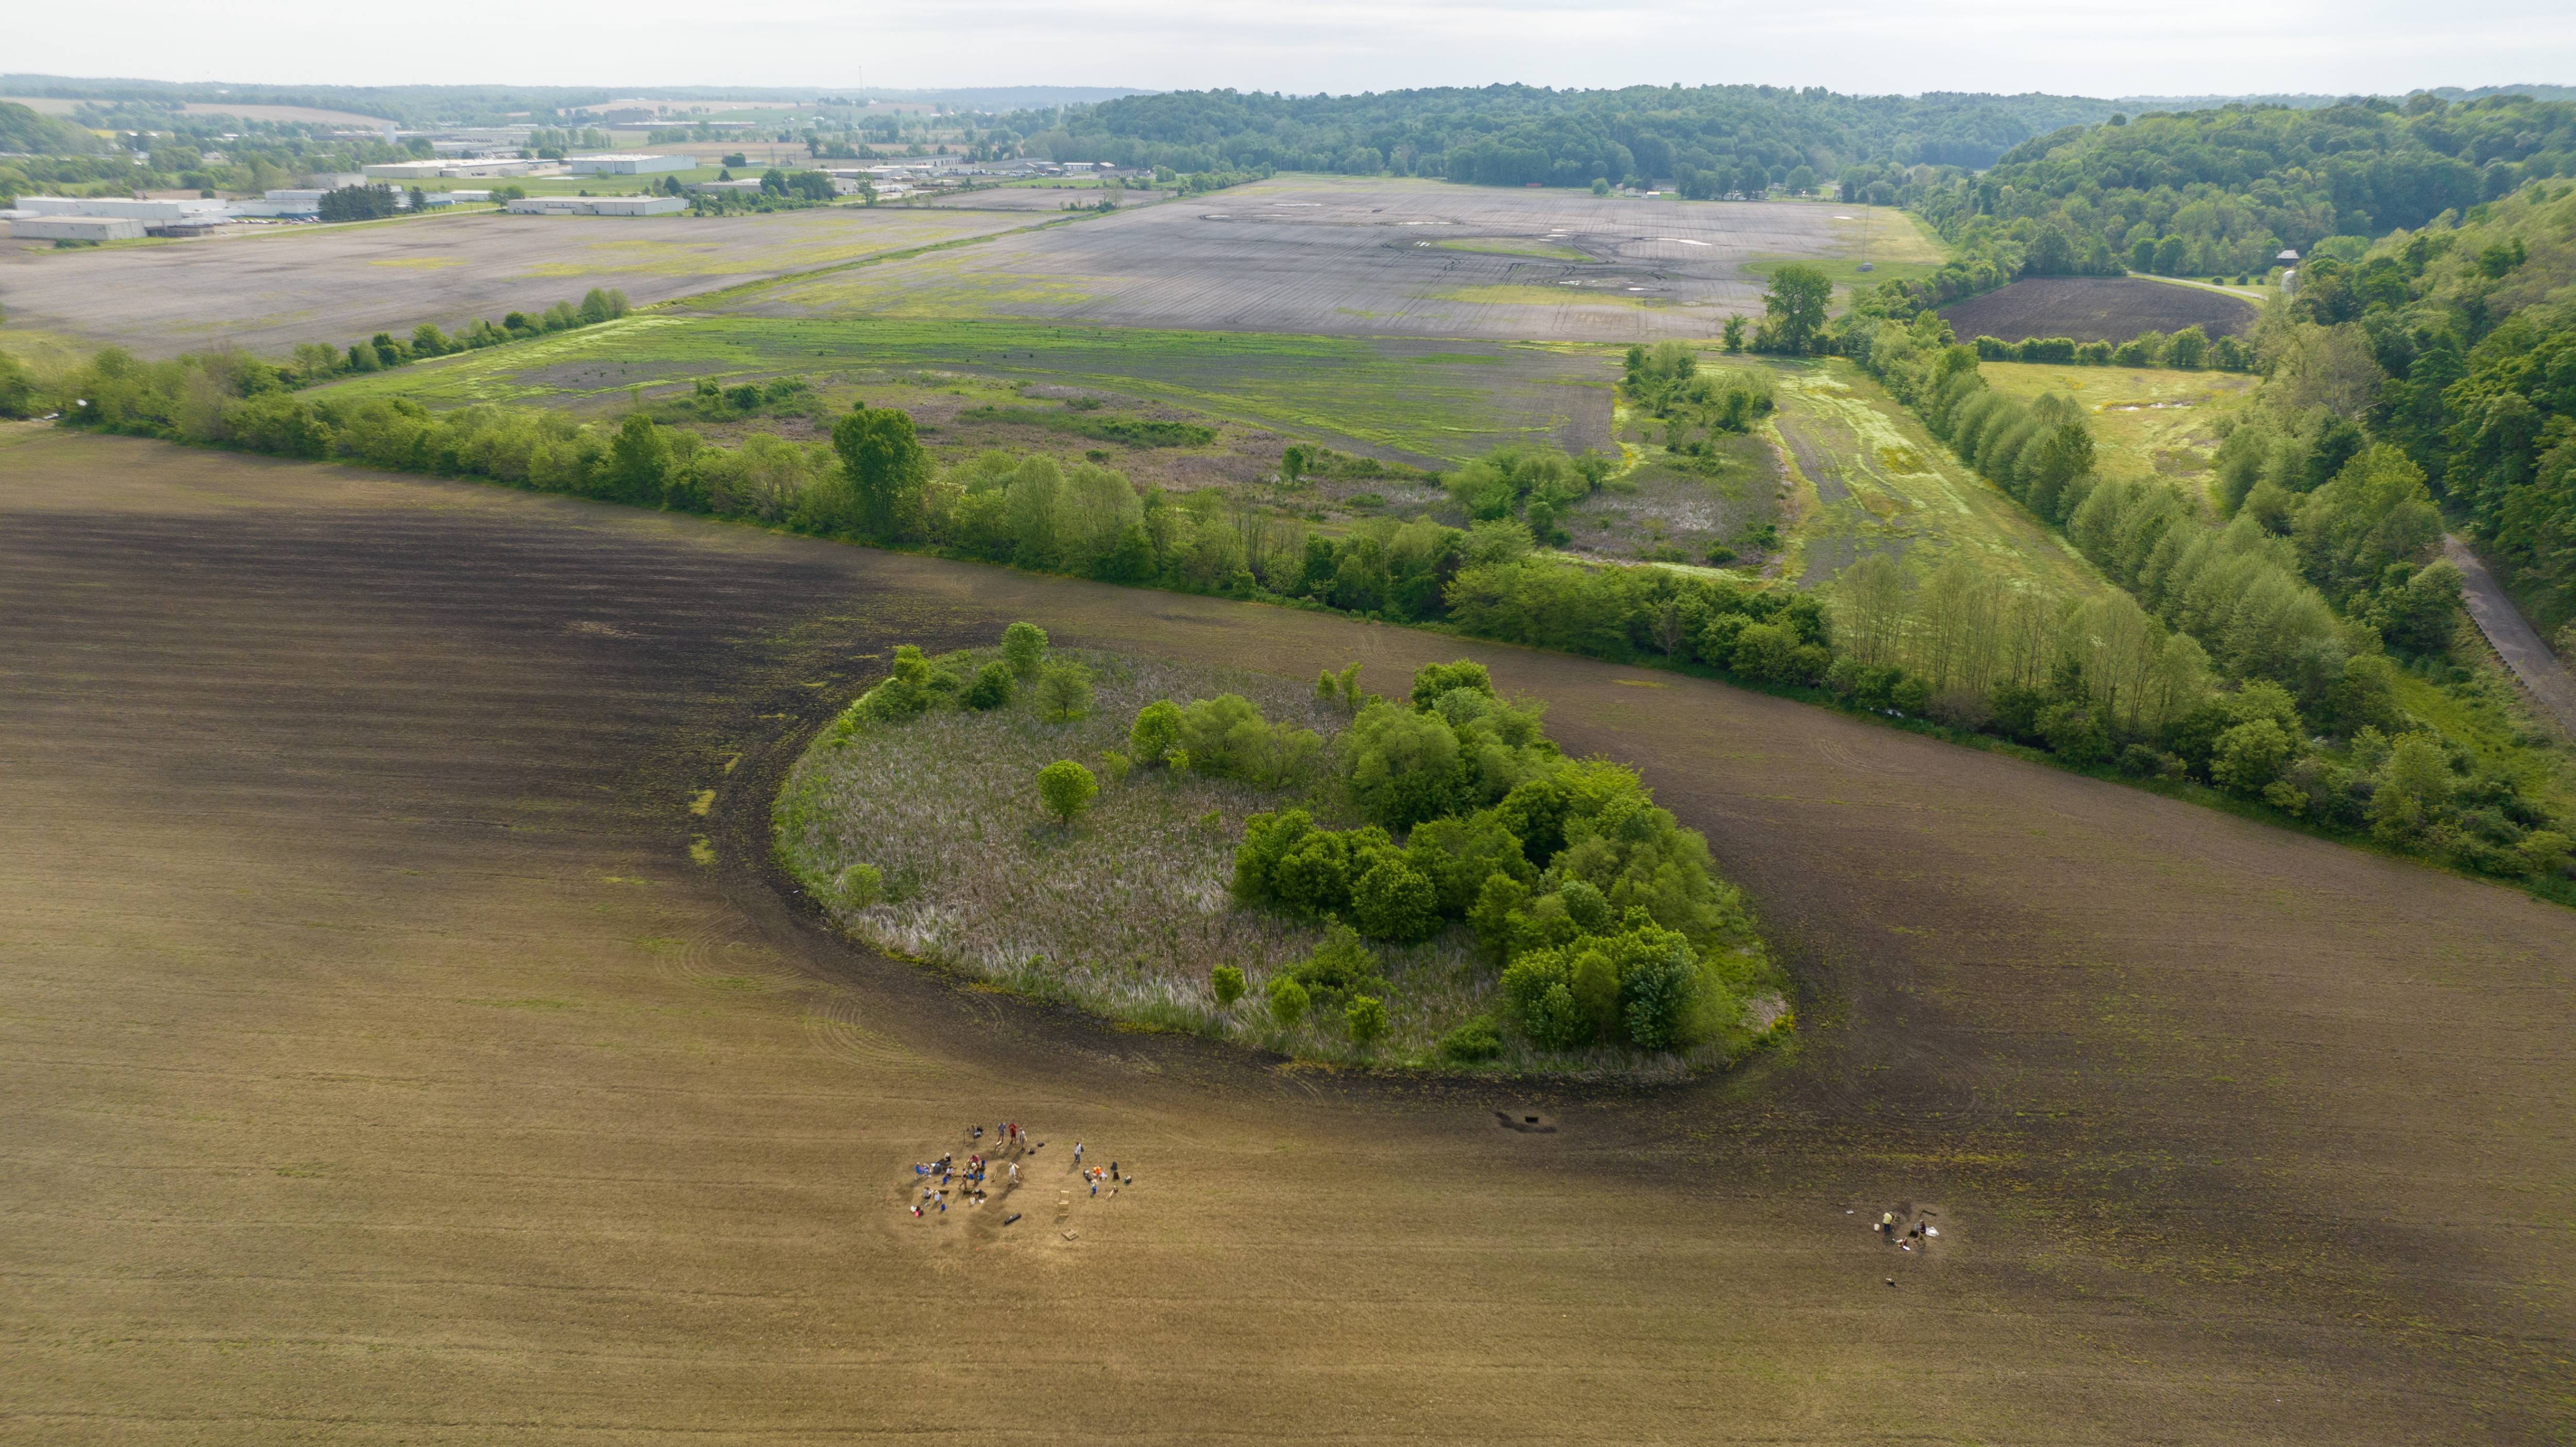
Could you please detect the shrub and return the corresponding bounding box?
[858,644,935,722]
[1129,699,1182,764]
[1035,759,1098,824]
[1403,812,1533,913]
[1035,661,1093,723]
[1345,994,1388,1049]
[834,862,884,908]
[1350,858,1439,942]
[1728,621,1806,683]
[1341,698,1465,829]
[2518,830,2572,879]
[0,353,40,419]
[1178,693,1324,787]
[963,661,1014,710]
[1273,828,1364,915]
[1002,620,1048,676]
[1230,808,1315,904]
[1409,660,1494,708]
[1289,923,1387,998]
[1210,964,1246,1007]
[1267,975,1310,1027]
[2211,717,2293,794]
[1436,1016,1503,1063]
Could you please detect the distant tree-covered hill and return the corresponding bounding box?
[1898,94,2576,281]
[0,99,107,156]
[0,75,1148,129]
[1014,84,2132,186]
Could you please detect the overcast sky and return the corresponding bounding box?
[12,0,2572,99]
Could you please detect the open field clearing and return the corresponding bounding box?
[1983,361,2259,500]
[319,314,1616,464]
[1939,276,2260,344]
[1770,359,2115,595]
[720,174,1900,342]
[0,206,1037,356]
[4,430,2572,1442]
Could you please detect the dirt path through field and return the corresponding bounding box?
[4,432,2572,1443]
[2446,533,2576,736]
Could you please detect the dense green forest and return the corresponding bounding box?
[2254,182,2576,634]
[0,100,106,155]
[18,326,2567,897]
[1899,95,2576,283]
[1017,84,2127,185]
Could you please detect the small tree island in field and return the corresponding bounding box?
[774,623,1789,1076]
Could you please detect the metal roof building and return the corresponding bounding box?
[568,154,696,175]
[8,215,148,241]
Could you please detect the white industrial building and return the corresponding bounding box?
[6,215,147,242]
[568,154,694,176]
[18,195,229,222]
[505,195,687,217]
[363,157,559,180]
[687,179,765,195]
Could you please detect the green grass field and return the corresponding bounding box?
[1980,362,2259,503]
[1744,207,1948,296]
[316,315,1614,464]
[1769,359,2114,599]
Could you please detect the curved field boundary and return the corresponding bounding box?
[3,433,2572,1442]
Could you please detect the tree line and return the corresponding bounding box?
[19,299,2569,893]
[1970,326,2255,371]
[0,290,632,424]
[1851,305,2571,886]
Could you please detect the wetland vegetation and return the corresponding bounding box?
[773,625,1785,1075]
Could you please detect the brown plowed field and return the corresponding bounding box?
[5,429,2572,1443]
[727,174,1886,342]
[1939,276,2258,343]
[0,206,1033,358]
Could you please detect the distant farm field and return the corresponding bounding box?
[0,206,1040,357]
[1939,277,2259,344]
[718,175,1903,342]
[316,314,1617,464]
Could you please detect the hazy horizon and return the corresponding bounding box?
[9,0,2571,105]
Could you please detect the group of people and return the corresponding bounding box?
[1082,1159,1132,1198]
[1874,1210,1938,1252]
[901,1123,1138,1219]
